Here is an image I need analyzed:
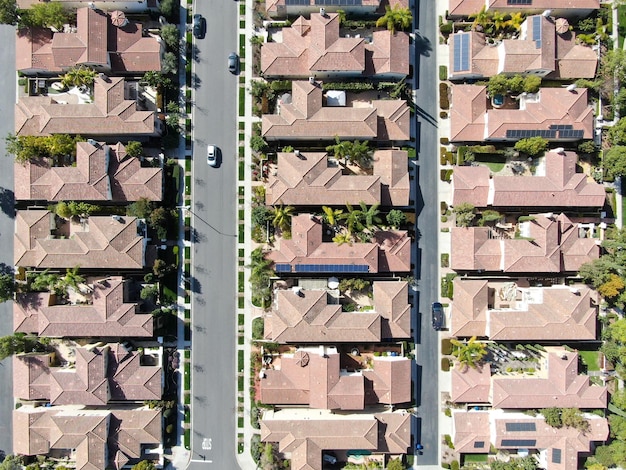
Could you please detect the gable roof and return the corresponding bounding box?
[449,17,597,80]
[261,409,410,470]
[451,279,598,340]
[450,85,593,143]
[16,7,161,74]
[262,13,408,78]
[14,277,153,337]
[15,77,156,137]
[450,213,600,273]
[267,214,411,274]
[265,149,409,207]
[452,151,605,209]
[266,281,410,343]
[262,80,410,142]
[14,210,146,270]
[15,141,162,202]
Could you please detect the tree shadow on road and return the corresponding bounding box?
[0,188,14,218]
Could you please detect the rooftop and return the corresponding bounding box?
[448,0,599,18]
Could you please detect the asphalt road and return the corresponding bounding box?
[187,1,239,469]
[0,24,16,459]
[412,0,440,465]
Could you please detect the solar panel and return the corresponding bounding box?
[453,33,470,73]
[532,16,542,48]
[506,129,557,139]
[275,264,292,273]
[294,264,369,273]
[558,129,584,139]
[315,0,362,4]
[507,0,532,4]
[549,124,573,130]
[287,0,310,4]
[474,441,485,448]
[552,449,562,464]
[505,422,536,432]
[501,439,537,447]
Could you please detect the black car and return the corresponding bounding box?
[193,14,206,39]
[432,302,444,330]
[228,52,240,74]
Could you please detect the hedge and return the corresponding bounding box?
[439,82,450,109]
[439,65,448,81]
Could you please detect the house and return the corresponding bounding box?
[448,0,599,20]
[266,0,406,18]
[451,346,607,408]
[450,85,593,142]
[265,150,409,206]
[449,16,597,80]
[16,7,162,75]
[15,141,163,202]
[13,406,161,470]
[17,0,161,11]
[265,281,411,343]
[452,410,608,470]
[268,214,411,274]
[261,409,410,470]
[15,77,160,137]
[262,80,410,142]
[260,346,411,409]
[15,211,148,270]
[451,278,598,340]
[450,213,600,273]
[13,343,161,403]
[261,13,409,79]
[14,277,154,337]
[452,150,606,210]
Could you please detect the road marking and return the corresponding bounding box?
[202,438,212,450]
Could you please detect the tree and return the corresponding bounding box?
[0,0,18,25]
[326,137,372,168]
[359,202,382,229]
[61,266,85,291]
[601,49,626,84]
[469,5,492,32]
[21,2,71,30]
[140,284,159,302]
[561,408,589,432]
[605,145,626,178]
[611,388,626,412]
[450,336,487,370]
[479,209,501,225]
[68,201,99,217]
[271,203,294,232]
[251,205,272,228]
[339,203,365,233]
[55,201,72,219]
[514,136,548,157]
[160,24,180,50]
[162,52,178,75]
[523,75,542,93]
[386,209,406,228]
[250,135,269,154]
[506,12,525,31]
[453,202,475,227]
[0,333,37,360]
[30,269,61,293]
[321,206,343,227]
[0,273,15,303]
[131,461,156,470]
[375,5,412,33]
[149,207,170,239]
[332,232,353,246]
[487,74,511,96]
[387,459,405,470]
[127,198,154,218]
[159,0,176,19]
[0,455,24,470]
[598,273,625,299]
[593,445,616,468]
[587,464,607,470]
[491,10,507,33]
[60,65,98,88]
[142,71,173,90]
[125,141,143,158]
[153,259,173,278]
[541,407,562,427]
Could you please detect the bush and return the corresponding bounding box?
[578,140,598,154]
[514,136,548,156]
[441,357,450,371]
[439,83,450,109]
[439,65,448,80]
[441,253,449,268]
[252,317,264,340]
[440,201,448,215]
[440,22,453,35]
[451,461,459,470]
[440,137,449,145]
[440,111,448,119]
[444,434,455,449]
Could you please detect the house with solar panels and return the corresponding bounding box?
[265,0,388,19]
[448,0,599,20]
[449,15,597,81]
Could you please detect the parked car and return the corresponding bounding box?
[193,14,206,39]
[432,302,444,330]
[228,52,239,74]
[207,145,218,167]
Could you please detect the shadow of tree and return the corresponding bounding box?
[0,188,15,218]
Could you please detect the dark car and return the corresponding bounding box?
[228,52,239,74]
[193,14,206,39]
[432,302,444,330]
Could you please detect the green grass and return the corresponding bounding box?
[238,375,244,391]
[184,391,190,404]
[239,161,245,181]
[463,454,488,464]
[163,285,177,303]
[184,361,191,389]
[185,350,190,359]
[185,246,191,259]
[239,87,245,116]
[622,192,626,228]
[238,297,244,309]
[185,429,190,449]
[239,248,244,258]
[239,121,245,130]
[482,161,505,173]
[238,350,244,371]
[238,335,244,345]
[238,223,244,243]
[185,309,191,320]
[239,33,245,49]
[580,350,600,371]
[238,313,244,325]
[238,272,245,291]
[185,158,191,171]
[619,5,626,48]
[239,3,245,15]
[240,20,245,29]
[238,417,244,428]
[239,209,244,221]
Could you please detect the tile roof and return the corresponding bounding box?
[265,0,384,17]
[14,277,153,337]
[261,409,410,470]
[450,213,600,273]
[13,406,160,470]
[453,410,608,470]
[261,347,411,409]
[15,77,156,137]
[16,7,161,74]
[266,281,411,343]
[262,13,408,78]
[450,85,594,143]
[268,214,411,273]
[14,211,147,270]
[15,141,162,202]
[262,80,410,141]
[449,17,596,80]
[451,364,492,403]
[265,149,409,207]
[13,344,161,404]
[453,151,605,209]
[448,0,599,18]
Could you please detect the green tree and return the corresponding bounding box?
[492,10,508,32]
[0,0,18,25]
[6,134,43,164]
[507,74,525,94]
[128,198,154,218]
[271,203,295,232]
[55,201,72,219]
[159,0,176,19]
[326,137,372,168]
[469,5,492,32]
[453,202,475,227]
[608,121,626,147]
[514,136,548,157]
[608,440,626,467]
[30,269,61,293]
[0,273,15,303]
[375,4,412,33]
[60,65,98,88]
[601,49,626,84]
[593,446,616,468]
[248,248,274,308]
[162,52,178,75]
[386,209,406,228]
[21,2,71,29]
[321,206,343,227]
[250,135,269,154]
[61,266,85,291]
[387,459,405,470]
[487,74,511,96]
[160,24,180,50]
[506,12,525,31]
[0,455,25,470]
[479,209,501,226]
[332,232,353,246]
[141,71,173,90]
[359,202,382,229]
[251,205,272,228]
[0,333,38,360]
[523,75,542,93]
[68,201,99,217]
[561,408,589,432]
[140,284,159,302]
[339,203,365,233]
[149,207,170,239]
[611,388,626,412]
[131,461,156,470]
[125,141,143,158]
[609,414,626,441]
[450,336,487,370]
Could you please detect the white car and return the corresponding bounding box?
[207,145,218,167]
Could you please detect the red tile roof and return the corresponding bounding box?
[448,0,599,18]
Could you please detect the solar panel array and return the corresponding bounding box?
[549,124,573,130]
[275,264,293,273]
[558,129,584,139]
[315,0,363,4]
[453,33,470,73]
[285,0,310,4]
[501,439,537,447]
[294,264,369,273]
[507,0,532,4]
[505,422,537,432]
[552,449,562,464]
[532,16,542,48]
[474,442,485,448]
[506,129,556,139]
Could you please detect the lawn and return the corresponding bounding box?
[619,5,626,48]
[482,161,505,173]
[622,189,626,228]
[580,350,600,371]
[463,454,488,464]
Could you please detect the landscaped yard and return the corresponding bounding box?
[619,5,626,48]
[482,161,505,173]
[580,350,600,371]
[463,454,488,464]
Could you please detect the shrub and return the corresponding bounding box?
[440,22,453,35]
[451,461,459,470]
[439,65,448,80]
[441,357,450,371]
[578,140,598,154]
[439,83,450,109]
[514,136,548,156]
[442,338,452,355]
[440,111,448,119]
[252,317,264,340]
[440,201,448,215]
[440,137,449,145]
[444,434,455,449]
[441,253,449,268]
[444,407,452,417]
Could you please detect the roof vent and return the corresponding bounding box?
[553,147,565,154]
[309,76,316,85]
[566,83,577,92]
[87,139,98,146]
[112,215,123,222]
[88,2,96,9]
[542,9,552,17]
[320,7,326,16]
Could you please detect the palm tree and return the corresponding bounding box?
[30,269,60,293]
[326,136,352,162]
[469,5,492,32]
[339,203,364,234]
[60,65,98,88]
[62,266,85,291]
[322,206,343,227]
[506,12,525,32]
[376,5,413,33]
[492,11,508,34]
[332,231,353,246]
[347,140,373,168]
[271,203,295,233]
[451,336,488,371]
[359,202,382,230]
